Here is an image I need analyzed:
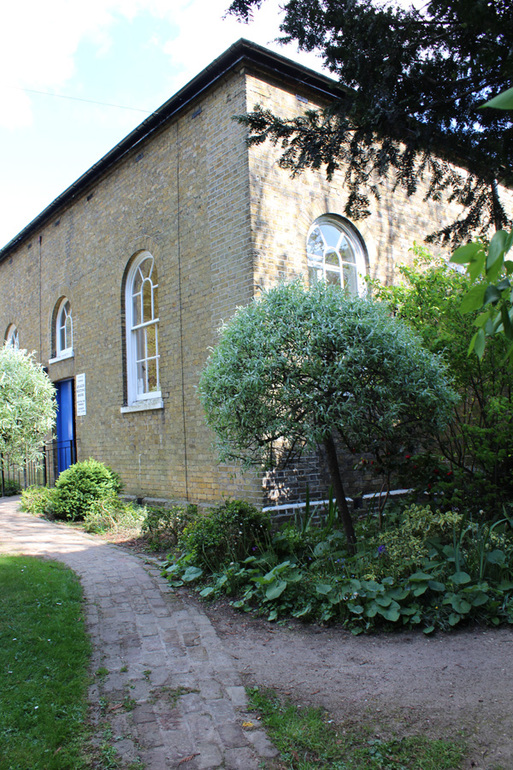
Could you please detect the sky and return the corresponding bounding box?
[0,0,326,249]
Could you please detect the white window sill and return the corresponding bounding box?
[120,397,163,414]
[48,350,74,364]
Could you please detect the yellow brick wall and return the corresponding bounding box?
[1,59,511,510]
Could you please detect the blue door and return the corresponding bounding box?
[55,379,75,474]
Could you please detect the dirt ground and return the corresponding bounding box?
[184,592,513,770]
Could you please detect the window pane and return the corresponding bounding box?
[132,292,141,325]
[146,323,158,358]
[339,236,356,263]
[135,327,146,362]
[65,316,72,349]
[325,250,340,267]
[146,359,159,393]
[139,257,152,280]
[321,224,342,248]
[307,227,324,257]
[142,279,153,324]
[136,360,147,395]
[326,269,341,287]
[342,264,358,294]
[133,268,143,295]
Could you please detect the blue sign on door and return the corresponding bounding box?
[55,379,75,474]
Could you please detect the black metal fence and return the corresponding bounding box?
[0,439,76,495]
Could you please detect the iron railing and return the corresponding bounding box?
[0,439,77,495]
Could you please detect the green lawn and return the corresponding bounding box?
[0,555,91,769]
[248,687,466,770]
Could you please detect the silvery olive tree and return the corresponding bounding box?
[199,281,457,549]
[0,346,56,482]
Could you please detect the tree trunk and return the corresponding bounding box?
[323,432,357,552]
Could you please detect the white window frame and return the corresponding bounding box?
[5,324,19,349]
[125,251,161,406]
[55,298,73,359]
[307,215,367,295]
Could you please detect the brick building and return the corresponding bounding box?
[0,39,494,508]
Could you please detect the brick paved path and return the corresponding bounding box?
[0,497,277,769]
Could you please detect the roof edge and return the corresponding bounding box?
[0,39,343,261]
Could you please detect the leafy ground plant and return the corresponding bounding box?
[248,687,465,769]
[0,555,91,768]
[165,501,513,632]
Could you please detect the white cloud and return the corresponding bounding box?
[160,0,325,92]
[0,0,174,129]
[0,0,324,128]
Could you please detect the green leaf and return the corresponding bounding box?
[375,595,392,608]
[483,284,502,306]
[266,580,287,600]
[501,306,513,340]
[468,329,485,359]
[408,572,432,582]
[461,284,486,314]
[199,586,215,597]
[482,87,513,110]
[379,605,401,622]
[486,549,506,565]
[468,252,486,283]
[423,625,435,635]
[468,591,489,607]
[315,582,334,595]
[450,595,472,614]
[389,587,410,600]
[451,242,484,265]
[450,571,471,585]
[448,612,461,626]
[347,602,364,615]
[182,566,204,582]
[428,580,445,592]
[486,230,509,271]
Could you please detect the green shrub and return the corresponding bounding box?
[142,504,198,551]
[1,478,22,496]
[52,459,123,521]
[20,485,54,516]
[178,500,271,571]
[82,496,145,534]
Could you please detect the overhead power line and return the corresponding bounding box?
[6,85,151,114]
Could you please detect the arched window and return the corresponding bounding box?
[5,324,19,349]
[55,298,73,357]
[125,251,160,404]
[307,216,367,295]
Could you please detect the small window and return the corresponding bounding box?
[5,324,19,349]
[307,216,366,295]
[125,251,160,404]
[56,298,73,357]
